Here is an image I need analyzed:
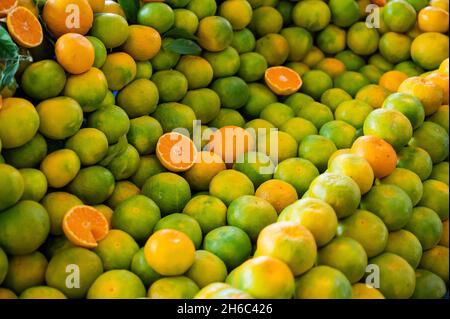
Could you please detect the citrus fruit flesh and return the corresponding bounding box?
[6,6,43,48]
[62,205,110,249]
[264,66,302,96]
[156,132,197,173]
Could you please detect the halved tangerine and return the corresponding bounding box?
[0,0,17,18]
[62,205,110,248]
[264,66,303,96]
[6,6,43,48]
[156,132,198,172]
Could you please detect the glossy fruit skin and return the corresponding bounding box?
[2,251,48,294]
[295,266,352,299]
[0,164,24,211]
[338,210,389,258]
[307,173,361,219]
[279,198,337,247]
[203,226,252,270]
[144,229,195,277]
[382,92,425,129]
[112,195,161,243]
[90,13,129,49]
[384,230,423,269]
[21,60,66,100]
[380,168,423,206]
[361,184,413,231]
[142,172,191,216]
[369,253,416,299]
[328,153,374,195]
[382,0,417,33]
[87,270,146,299]
[45,247,103,299]
[227,256,295,299]
[0,201,50,255]
[55,33,95,74]
[351,136,397,179]
[0,98,40,149]
[412,269,447,299]
[197,16,234,52]
[420,245,449,284]
[186,250,228,289]
[318,237,368,284]
[410,122,449,165]
[43,0,93,38]
[209,170,255,206]
[227,195,277,241]
[148,276,199,299]
[411,32,449,70]
[255,221,317,276]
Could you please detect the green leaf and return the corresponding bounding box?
[164,28,198,41]
[0,26,19,58]
[164,39,202,56]
[0,26,20,88]
[118,0,139,24]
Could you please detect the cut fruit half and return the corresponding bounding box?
[6,6,43,48]
[0,0,17,18]
[62,205,110,248]
[156,132,198,172]
[264,66,303,96]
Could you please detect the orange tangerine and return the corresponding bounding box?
[430,0,450,11]
[156,132,198,173]
[6,6,43,48]
[351,135,397,179]
[62,205,110,249]
[55,33,95,74]
[315,58,346,79]
[426,72,449,105]
[379,70,409,92]
[121,25,162,61]
[101,0,126,18]
[255,180,298,214]
[87,0,105,12]
[418,6,449,33]
[0,0,17,17]
[43,0,93,37]
[17,0,38,17]
[144,229,196,276]
[398,76,444,115]
[184,151,227,191]
[264,66,302,96]
[439,58,449,76]
[208,126,255,165]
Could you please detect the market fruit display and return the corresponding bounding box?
[0,0,449,300]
